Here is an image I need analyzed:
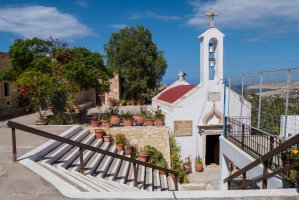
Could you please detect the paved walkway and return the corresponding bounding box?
[181,164,220,191]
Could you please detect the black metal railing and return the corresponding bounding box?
[225,117,284,169]
[7,120,179,191]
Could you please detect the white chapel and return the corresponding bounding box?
[152,10,251,166]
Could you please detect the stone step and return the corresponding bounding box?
[137,165,145,190]
[115,157,131,184]
[97,146,118,178]
[43,129,90,164]
[20,125,82,161]
[84,141,111,175]
[145,167,153,191]
[153,170,161,191]
[42,163,97,192]
[57,134,95,169]
[106,151,124,182]
[70,139,103,171]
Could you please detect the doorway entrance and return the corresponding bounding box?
[205,134,220,165]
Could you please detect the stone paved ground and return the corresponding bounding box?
[181,164,220,191]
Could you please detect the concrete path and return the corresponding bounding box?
[181,164,220,191]
[0,113,75,199]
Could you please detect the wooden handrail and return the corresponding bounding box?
[7,120,179,190]
[237,162,299,189]
[224,131,299,184]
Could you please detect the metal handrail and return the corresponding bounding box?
[7,120,179,190]
[224,120,299,189]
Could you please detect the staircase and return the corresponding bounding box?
[8,121,178,193]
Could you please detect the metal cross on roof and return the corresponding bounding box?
[178,71,186,80]
[205,8,218,28]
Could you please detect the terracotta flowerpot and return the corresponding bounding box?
[137,153,148,162]
[74,108,80,113]
[136,101,142,106]
[91,121,100,127]
[159,170,166,175]
[155,119,165,126]
[195,163,204,172]
[130,100,136,106]
[34,121,48,125]
[96,105,99,109]
[124,146,133,155]
[134,115,145,126]
[110,115,121,126]
[101,120,110,128]
[123,119,133,126]
[48,107,54,113]
[94,129,105,139]
[103,135,111,143]
[116,144,124,152]
[66,108,71,113]
[183,164,192,174]
[145,119,155,126]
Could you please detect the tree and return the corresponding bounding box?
[104,25,167,100]
[0,38,112,121]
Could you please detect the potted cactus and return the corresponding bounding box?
[91,115,100,127]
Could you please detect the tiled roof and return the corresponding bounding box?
[157,84,196,103]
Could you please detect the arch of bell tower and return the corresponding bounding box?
[198,10,225,84]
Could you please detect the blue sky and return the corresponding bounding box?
[0,0,299,84]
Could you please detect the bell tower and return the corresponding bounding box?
[198,9,224,84]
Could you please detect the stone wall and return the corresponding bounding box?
[90,126,171,166]
[104,74,120,106]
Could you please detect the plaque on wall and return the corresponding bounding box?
[173,120,193,137]
[208,92,221,102]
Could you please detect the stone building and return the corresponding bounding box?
[0,52,19,110]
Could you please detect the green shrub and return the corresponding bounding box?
[169,135,188,183]
[143,145,168,168]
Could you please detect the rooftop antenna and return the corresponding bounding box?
[205,8,218,28]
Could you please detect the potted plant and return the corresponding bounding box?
[103,134,112,143]
[155,110,165,126]
[137,147,148,162]
[108,106,121,126]
[100,112,111,128]
[182,156,192,174]
[119,99,127,106]
[91,115,100,127]
[124,144,134,155]
[194,156,203,172]
[94,129,105,139]
[141,107,155,126]
[157,159,168,175]
[122,111,134,126]
[114,133,127,152]
[134,107,145,126]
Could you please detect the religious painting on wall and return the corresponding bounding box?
[173,120,193,136]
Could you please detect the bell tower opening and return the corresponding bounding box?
[208,38,218,80]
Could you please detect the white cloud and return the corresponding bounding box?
[129,11,181,21]
[187,0,299,36]
[0,6,93,39]
[109,24,128,29]
[76,0,88,8]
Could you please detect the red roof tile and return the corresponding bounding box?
[157,84,196,103]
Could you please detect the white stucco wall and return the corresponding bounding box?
[152,80,251,166]
[219,136,283,190]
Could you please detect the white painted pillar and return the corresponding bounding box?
[219,136,230,190]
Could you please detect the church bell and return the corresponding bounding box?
[210,60,215,67]
[209,43,215,53]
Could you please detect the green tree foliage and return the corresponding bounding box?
[0,38,112,121]
[104,25,167,100]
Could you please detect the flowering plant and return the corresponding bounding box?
[182,156,192,166]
